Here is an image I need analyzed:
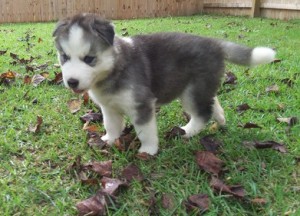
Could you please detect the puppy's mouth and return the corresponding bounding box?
[71,88,86,94]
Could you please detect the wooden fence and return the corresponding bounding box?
[203,0,300,20]
[0,0,299,23]
[0,0,203,23]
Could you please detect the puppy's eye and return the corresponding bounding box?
[62,54,70,62]
[83,56,95,64]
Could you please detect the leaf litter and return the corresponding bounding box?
[196,151,224,176]
[243,140,287,153]
[28,115,43,133]
[184,194,210,214]
[70,157,146,215]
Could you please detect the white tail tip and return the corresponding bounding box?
[250,47,276,66]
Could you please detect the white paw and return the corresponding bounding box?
[138,144,158,156]
[101,134,115,146]
[215,114,226,126]
[180,126,198,138]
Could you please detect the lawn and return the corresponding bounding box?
[0,14,299,215]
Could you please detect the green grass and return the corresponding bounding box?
[0,14,299,215]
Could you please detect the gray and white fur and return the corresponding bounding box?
[53,14,276,155]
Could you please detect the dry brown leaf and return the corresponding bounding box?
[266,84,279,93]
[239,122,262,129]
[196,151,224,176]
[223,71,237,85]
[243,140,287,153]
[67,99,82,114]
[277,117,298,126]
[136,152,154,161]
[251,198,267,205]
[101,177,128,196]
[76,191,110,216]
[161,193,175,210]
[32,74,46,87]
[164,126,186,140]
[200,135,223,153]
[184,194,210,214]
[236,103,251,113]
[23,75,32,84]
[121,164,144,183]
[80,112,103,123]
[28,115,43,133]
[83,160,112,177]
[87,131,106,149]
[210,177,245,198]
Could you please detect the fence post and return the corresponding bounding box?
[251,0,261,17]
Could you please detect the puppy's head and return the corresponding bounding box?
[53,14,115,93]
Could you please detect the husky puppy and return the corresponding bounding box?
[53,14,276,155]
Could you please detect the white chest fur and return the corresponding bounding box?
[88,88,135,115]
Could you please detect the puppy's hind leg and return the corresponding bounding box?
[100,105,124,145]
[212,97,226,126]
[128,102,159,155]
[180,88,214,138]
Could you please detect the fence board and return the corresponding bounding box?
[0,0,299,23]
[203,0,300,19]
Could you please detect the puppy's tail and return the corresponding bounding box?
[219,41,276,67]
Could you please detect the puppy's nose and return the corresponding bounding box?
[67,78,79,89]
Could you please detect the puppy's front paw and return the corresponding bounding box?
[138,144,158,156]
[101,134,115,146]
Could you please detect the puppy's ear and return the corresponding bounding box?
[91,18,115,46]
[53,18,70,37]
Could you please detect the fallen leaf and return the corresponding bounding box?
[76,191,110,216]
[101,177,128,196]
[239,122,262,129]
[161,193,175,210]
[200,135,223,153]
[49,72,63,85]
[165,126,186,140]
[87,131,106,148]
[271,59,282,64]
[266,84,279,93]
[121,124,134,136]
[223,71,237,85]
[244,140,287,153]
[23,75,32,84]
[277,117,298,127]
[121,164,144,183]
[26,65,34,72]
[236,103,251,113]
[68,155,82,174]
[136,152,154,161]
[281,78,294,87]
[28,115,43,133]
[114,138,126,152]
[0,71,17,86]
[67,99,82,114]
[83,122,99,132]
[210,177,245,198]
[147,192,159,215]
[209,122,219,133]
[184,194,210,214]
[83,160,112,177]
[251,198,267,205]
[196,151,224,176]
[32,74,46,87]
[121,31,129,36]
[0,50,7,55]
[10,52,18,60]
[80,112,103,123]
[83,92,89,105]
